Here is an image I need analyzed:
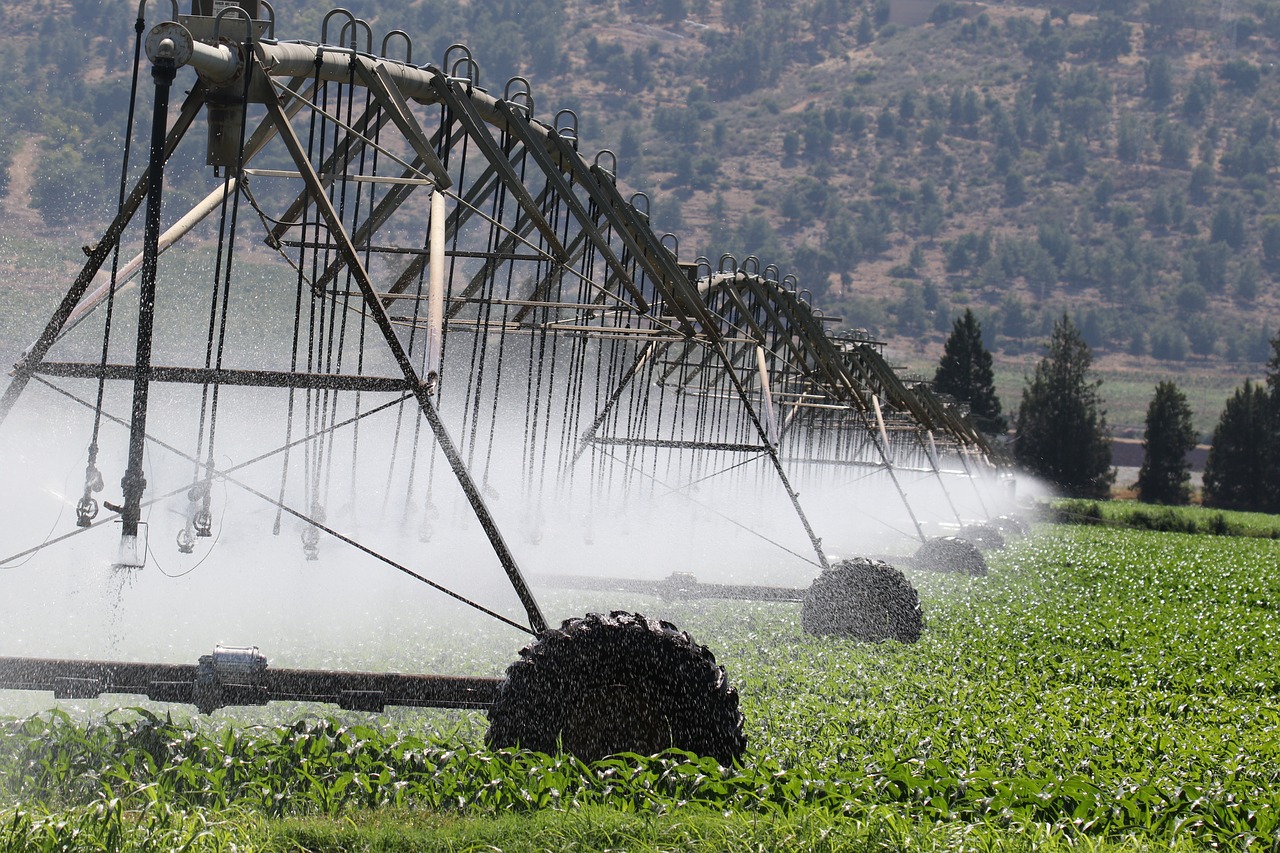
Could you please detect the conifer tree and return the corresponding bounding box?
[1014,315,1114,498]
[1202,379,1276,511]
[1136,381,1197,505]
[933,309,1006,435]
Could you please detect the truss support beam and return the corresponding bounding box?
[430,75,568,262]
[756,345,780,446]
[388,164,501,300]
[708,339,829,570]
[425,189,445,389]
[35,362,412,393]
[588,437,769,453]
[494,100,644,312]
[262,70,547,636]
[357,60,452,189]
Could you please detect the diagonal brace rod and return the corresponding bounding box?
[261,63,546,635]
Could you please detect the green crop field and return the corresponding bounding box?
[3,523,1279,851]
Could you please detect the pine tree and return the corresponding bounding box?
[1202,380,1276,511]
[933,309,1006,435]
[856,11,875,44]
[1136,381,1197,504]
[1014,315,1114,498]
[1267,333,1280,400]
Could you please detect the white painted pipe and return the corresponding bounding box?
[755,345,779,446]
[871,393,891,452]
[189,38,240,84]
[425,188,446,393]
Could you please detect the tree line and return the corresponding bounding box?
[932,308,1280,512]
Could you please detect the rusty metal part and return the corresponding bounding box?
[0,649,500,714]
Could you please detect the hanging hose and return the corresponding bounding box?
[115,33,182,570]
[77,3,149,529]
[193,34,257,548]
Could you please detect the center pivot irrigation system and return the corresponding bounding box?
[0,1,1012,762]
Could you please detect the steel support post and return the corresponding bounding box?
[870,394,926,542]
[119,49,178,552]
[707,339,829,569]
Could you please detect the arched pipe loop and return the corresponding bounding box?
[630,191,650,219]
[259,1,276,38]
[443,44,480,88]
[213,5,255,49]
[798,288,812,306]
[741,255,761,277]
[764,263,780,283]
[558,109,580,149]
[660,233,679,260]
[440,42,471,68]
[782,274,799,293]
[452,57,481,89]
[593,150,616,180]
[504,77,535,118]
[717,253,737,274]
[143,0,180,23]
[338,18,373,54]
[694,256,712,280]
[381,29,411,63]
[320,9,356,46]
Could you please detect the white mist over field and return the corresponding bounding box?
[0,375,1023,670]
[0,253,1027,719]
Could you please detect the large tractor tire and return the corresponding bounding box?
[913,536,988,576]
[485,611,746,765]
[801,558,923,643]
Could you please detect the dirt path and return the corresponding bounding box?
[2,135,44,234]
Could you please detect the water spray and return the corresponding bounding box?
[0,0,1018,762]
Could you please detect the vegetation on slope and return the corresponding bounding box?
[3,0,1280,430]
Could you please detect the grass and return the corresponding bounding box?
[1047,497,1280,537]
[3,523,1280,850]
[896,355,1244,440]
[266,806,1220,852]
[988,360,1243,440]
[2,803,1220,852]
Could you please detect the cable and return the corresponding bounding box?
[0,378,411,566]
[16,379,534,634]
[150,475,227,579]
[593,445,822,569]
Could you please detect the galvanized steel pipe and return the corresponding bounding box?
[151,20,560,145]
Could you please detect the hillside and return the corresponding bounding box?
[2,0,1279,434]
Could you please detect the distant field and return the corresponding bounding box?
[894,350,1249,440]
[1049,497,1280,536]
[993,357,1254,440]
[1087,366,1247,440]
[0,232,308,376]
[3,523,1278,850]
